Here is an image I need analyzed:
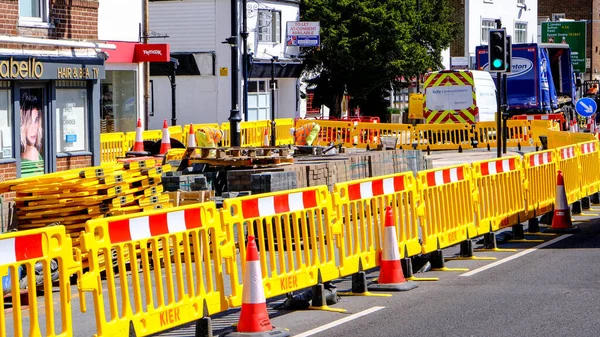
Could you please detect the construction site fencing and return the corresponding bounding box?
[220,186,339,308]
[413,124,474,152]
[577,141,600,198]
[471,157,526,233]
[275,118,295,146]
[529,120,557,149]
[353,122,413,149]
[522,150,557,219]
[474,121,532,150]
[416,164,478,253]
[295,119,356,147]
[78,204,228,337]
[168,125,183,144]
[556,145,582,205]
[333,172,420,277]
[100,133,127,164]
[0,226,80,337]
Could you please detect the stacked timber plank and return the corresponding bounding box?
[0,157,172,249]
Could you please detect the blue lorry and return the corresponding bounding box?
[475,43,577,127]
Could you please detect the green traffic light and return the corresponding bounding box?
[492,59,503,68]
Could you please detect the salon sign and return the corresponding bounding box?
[0,56,105,80]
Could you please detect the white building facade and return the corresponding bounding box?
[147,0,302,130]
[98,0,145,133]
[446,0,538,69]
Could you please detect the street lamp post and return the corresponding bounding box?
[241,0,249,121]
[227,0,241,147]
[270,56,278,146]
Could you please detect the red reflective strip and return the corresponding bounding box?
[274,195,290,214]
[529,155,535,167]
[457,167,464,181]
[426,172,436,186]
[149,213,169,236]
[495,160,504,173]
[303,191,318,208]
[14,234,43,261]
[481,163,490,176]
[109,219,132,243]
[394,176,405,191]
[442,169,451,184]
[510,158,516,170]
[372,179,384,196]
[184,208,202,229]
[242,199,260,218]
[348,184,362,201]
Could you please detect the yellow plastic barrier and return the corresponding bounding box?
[416,164,477,253]
[522,150,557,219]
[472,156,525,234]
[570,132,597,144]
[353,122,413,149]
[555,144,581,205]
[576,141,600,197]
[295,119,355,147]
[546,130,574,149]
[475,121,532,150]
[220,121,258,147]
[529,120,555,149]
[100,132,126,164]
[252,120,272,147]
[221,186,339,308]
[168,125,183,144]
[0,226,80,337]
[333,172,420,277]
[78,204,228,336]
[275,118,295,146]
[413,123,473,152]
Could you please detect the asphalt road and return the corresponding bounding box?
[158,211,600,337]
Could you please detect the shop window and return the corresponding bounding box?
[0,82,12,159]
[101,70,138,133]
[55,81,88,153]
[20,88,45,177]
[19,0,49,25]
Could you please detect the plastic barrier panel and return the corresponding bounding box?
[295,119,355,147]
[275,118,295,146]
[546,130,573,149]
[0,226,80,337]
[413,124,473,151]
[475,121,531,150]
[353,123,413,149]
[221,186,339,308]
[78,204,228,337]
[523,151,557,219]
[416,164,477,253]
[167,125,183,144]
[529,120,555,149]
[556,145,581,205]
[472,156,526,233]
[221,121,257,147]
[100,133,126,164]
[333,172,420,277]
[577,141,600,197]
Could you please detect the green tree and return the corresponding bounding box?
[301,0,455,118]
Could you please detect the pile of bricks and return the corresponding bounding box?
[251,172,298,194]
[162,172,210,192]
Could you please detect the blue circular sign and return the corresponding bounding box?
[575,97,597,117]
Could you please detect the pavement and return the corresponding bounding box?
[425,146,539,168]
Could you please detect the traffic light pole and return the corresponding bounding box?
[496,72,502,158]
[502,73,508,154]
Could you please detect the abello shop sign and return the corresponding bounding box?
[134,44,170,63]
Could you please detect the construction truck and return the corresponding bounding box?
[475,43,577,130]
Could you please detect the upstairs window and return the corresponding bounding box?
[515,22,527,43]
[258,10,281,43]
[19,0,49,24]
[481,19,496,44]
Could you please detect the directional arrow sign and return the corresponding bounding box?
[575,97,597,118]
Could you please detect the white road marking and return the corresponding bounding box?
[293,306,385,337]
[459,234,573,277]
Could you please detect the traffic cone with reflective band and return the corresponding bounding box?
[263,129,269,147]
[229,236,290,337]
[126,118,149,157]
[159,120,171,155]
[187,124,196,148]
[368,207,417,292]
[547,170,580,233]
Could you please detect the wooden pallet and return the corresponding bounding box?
[181,146,294,167]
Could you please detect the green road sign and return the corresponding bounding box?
[542,21,586,73]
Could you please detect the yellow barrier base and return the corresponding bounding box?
[337,291,393,297]
[406,275,440,282]
[308,305,348,313]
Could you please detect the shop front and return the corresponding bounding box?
[0,54,104,179]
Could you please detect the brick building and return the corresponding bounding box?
[538,0,599,80]
[0,0,114,222]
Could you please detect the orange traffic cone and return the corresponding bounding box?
[263,129,269,147]
[187,124,196,148]
[368,207,417,291]
[232,236,289,337]
[159,120,171,155]
[126,118,148,157]
[547,170,580,233]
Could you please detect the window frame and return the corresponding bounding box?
[0,82,13,161]
[19,0,50,28]
[514,22,528,43]
[257,9,282,43]
[247,79,273,120]
[481,19,497,44]
[55,81,89,154]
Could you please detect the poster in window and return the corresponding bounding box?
[20,89,45,177]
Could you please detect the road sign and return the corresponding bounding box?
[542,21,586,73]
[575,97,597,117]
